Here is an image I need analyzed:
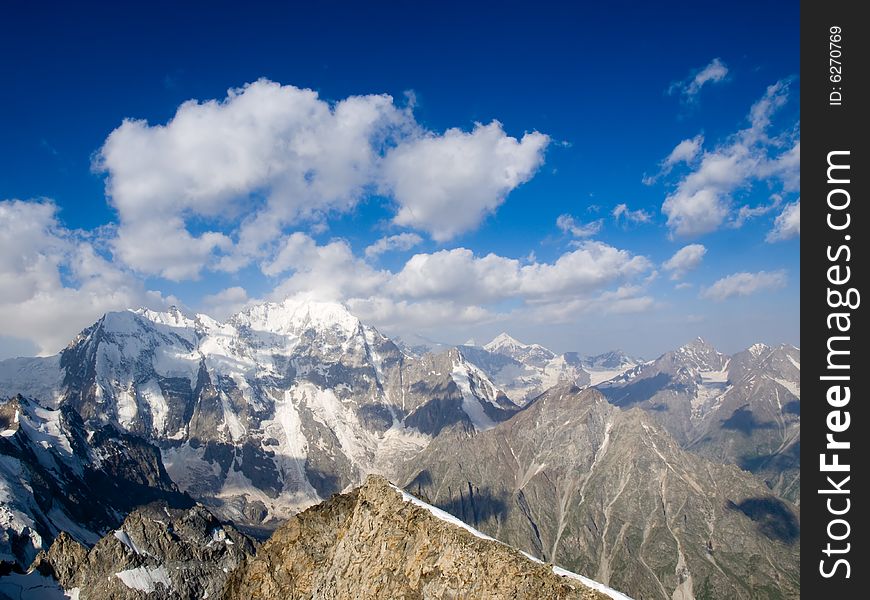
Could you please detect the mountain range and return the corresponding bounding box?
[0,298,799,599]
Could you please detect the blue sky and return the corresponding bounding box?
[0,1,800,359]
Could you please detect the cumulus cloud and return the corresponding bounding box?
[730,194,784,228]
[97,80,410,279]
[347,297,496,333]
[663,244,707,280]
[700,270,787,301]
[556,214,603,238]
[643,135,704,185]
[259,233,653,332]
[264,233,388,301]
[96,80,549,279]
[767,200,800,241]
[661,80,799,237]
[663,135,705,168]
[669,58,729,102]
[200,286,254,320]
[612,203,652,224]
[381,121,549,241]
[364,233,423,259]
[0,199,167,356]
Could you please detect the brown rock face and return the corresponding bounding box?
[224,475,610,600]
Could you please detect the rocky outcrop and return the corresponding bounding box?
[224,475,617,600]
[32,502,254,599]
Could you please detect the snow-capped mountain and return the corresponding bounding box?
[0,299,518,527]
[484,333,559,368]
[598,338,801,503]
[459,333,589,405]
[458,334,638,405]
[578,351,640,385]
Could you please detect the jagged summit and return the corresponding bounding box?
[232,297,361,337]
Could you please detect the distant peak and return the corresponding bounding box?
[485,332,526,350]
[681,336,715,350]
[748,342,770,357]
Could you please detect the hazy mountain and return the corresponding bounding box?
[597,339,800,503]
[400,385,800,600]
[458,333,592,405]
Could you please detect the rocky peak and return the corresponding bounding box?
[224,474,619,600]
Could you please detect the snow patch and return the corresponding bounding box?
[391,484,497,542]
[772,377,800,399]
[553,565,636,600]
[115,566,171,593]
[0,571,79,599]
[748,343,770,358]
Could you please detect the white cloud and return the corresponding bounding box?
[669,58,729,102]
[556,214,603,238]
[347,297,496,333]
[644,135,704,185]
[767,200,800,242]
[665,135,705,168]
[97,80,409,279]
[0,199,167,356]
[200,286,254,320]
[661,80,799,237]
[96,81,549,279]
[260,234,652,334]
[612,203,652,224]
[264,233,388,301]
[381,121,549,241]
[731,194,783,228]
[700,270,787,301]
[364,233,423,259]
[663,244,707,280]
[388,248,520,304]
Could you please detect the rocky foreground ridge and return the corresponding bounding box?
[4,476,631,600]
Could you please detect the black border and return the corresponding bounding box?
[802,0,867,594]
